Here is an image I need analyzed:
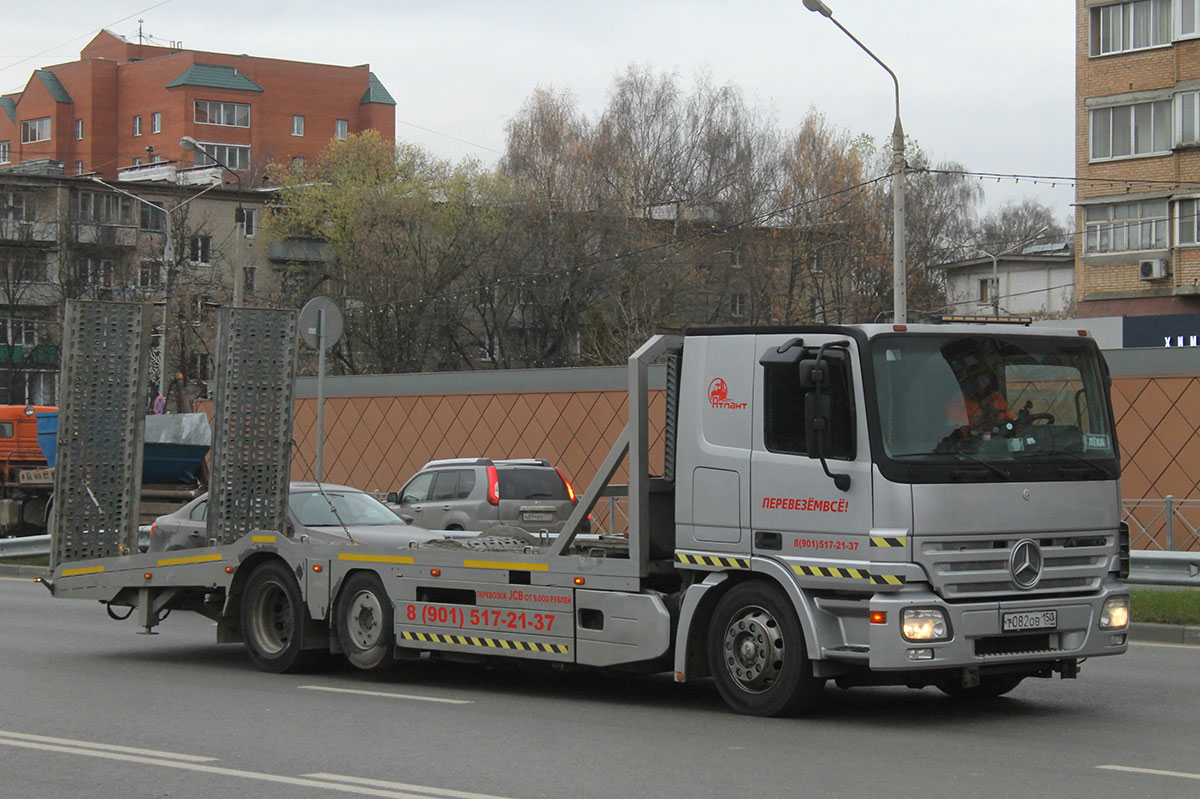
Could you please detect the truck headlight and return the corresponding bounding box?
[901,608,951,642]
[1100,596,1129,630]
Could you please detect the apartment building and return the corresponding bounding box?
[1076,0,1200,317]
[0,30,395,179]
[0,160,276,407]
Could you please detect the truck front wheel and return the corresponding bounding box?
[708,581,823,717]
[241,560,319,673]
[335,572,396,671]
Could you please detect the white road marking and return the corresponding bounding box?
[306,773,519,799]
[1098,765,1200,781]
[0,729,216,762]
[0,729,514,799]
[299,684,472,704]
[1131,641,1200,650]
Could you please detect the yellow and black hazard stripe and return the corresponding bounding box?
[401,630,568,655]
[675,552,751,570]
[791,564,906,585]
[869,536,907,548]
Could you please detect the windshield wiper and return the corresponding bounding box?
[948,451,1010,480]
[1015,448,1112,479]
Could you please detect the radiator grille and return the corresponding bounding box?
[917,533,1113,600]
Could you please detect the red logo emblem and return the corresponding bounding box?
[708,377,747,410]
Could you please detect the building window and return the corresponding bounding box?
[139,260,163,288]
[132,157,142,166]
[242,207,257,237]
[191,142,250,170]
[1177,0,1200,38]
[151,112,161,134]
[151,153,162,163]
[335,119,348,140]
[86,258,114,288]
[194,100,250,128]
[731,292,747,318]
[75,161,85,176]
[140,201,166,232]
[1178,199,1200,245]
[1084,200,1168,253]
[189,235,212,265]
[75,191,135,225]
[1,191,35,221]
[20,117,50,144]
[242,266,255,296]
[1090,0,1170,55]
[292,115,305,136]
[291,156,306,173]
[133,115,143,136]
[0,141,9,164]
[3,318,37,346]
[75,119,83,140]
[1178,91,1200,145]
[1090,99,1171,160]
[977,278,994,304]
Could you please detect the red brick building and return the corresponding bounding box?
[0,30,395,178]
[1075,0,1200,317]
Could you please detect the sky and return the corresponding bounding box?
[0,0,1077,223]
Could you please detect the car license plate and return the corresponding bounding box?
[1002,609,1057,632]
[522,511,554,522]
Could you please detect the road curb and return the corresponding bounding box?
[0,563,48,579]
[1129,621,1200,646]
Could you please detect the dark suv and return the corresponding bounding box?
[388,458,584,534]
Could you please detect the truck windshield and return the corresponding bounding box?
[870,333,1118,482]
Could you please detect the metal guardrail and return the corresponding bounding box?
[0,535,50,559]
[1126,550,1200,587]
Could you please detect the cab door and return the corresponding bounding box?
[749,333,874,565]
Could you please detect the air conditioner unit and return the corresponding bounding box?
[1139,259,1168,280]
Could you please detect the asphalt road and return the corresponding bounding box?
[1,575,1197,799]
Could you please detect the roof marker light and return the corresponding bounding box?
[893,324,908,332]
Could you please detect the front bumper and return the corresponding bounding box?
[865,579,1129,671]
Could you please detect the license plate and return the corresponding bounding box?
[521,512,554,522]
[1002,609,1057,632]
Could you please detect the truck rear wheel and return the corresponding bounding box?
[335,572,396,671]
[708,581,823,716]
[241,560,320,673]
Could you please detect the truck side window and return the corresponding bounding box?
[0,422,12,438]
[763,357,854,460]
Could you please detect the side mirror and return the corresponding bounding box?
[386,491,399,505]
[399,513,415,525]
[797,359,826,390]
[804,392,833,457]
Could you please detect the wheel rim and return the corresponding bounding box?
[249,579,293,656]
[346,589,383,649]
[722,604,785,694]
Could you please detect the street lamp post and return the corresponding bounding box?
[803,0,906,323]
[90,176,220,402]
[179,136,245,307]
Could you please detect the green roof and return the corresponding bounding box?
[35,70,73,104]
[0,97,15,123]
[360,72,395,105]
[166,63,264,93]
